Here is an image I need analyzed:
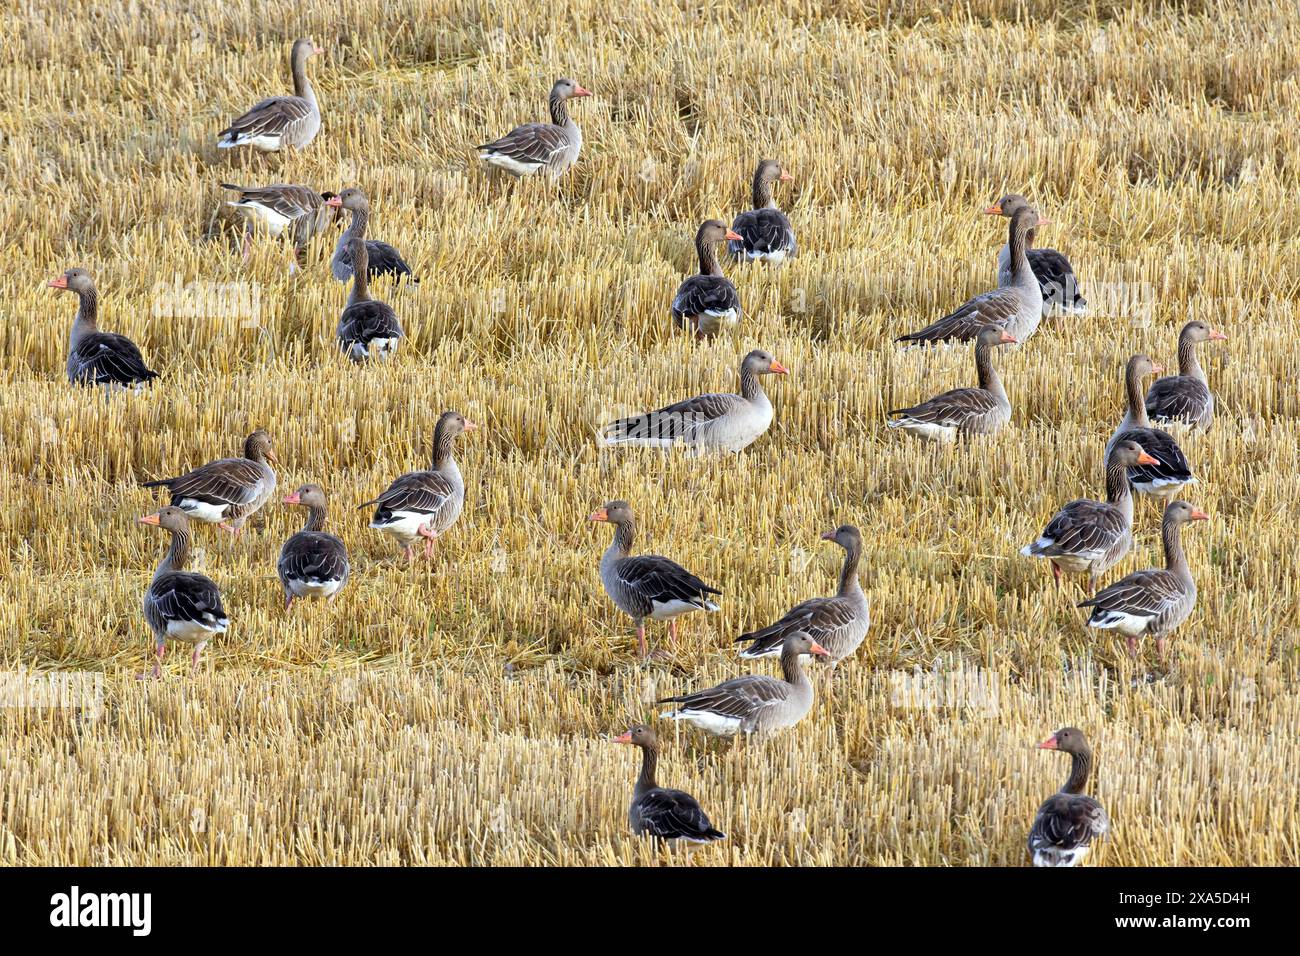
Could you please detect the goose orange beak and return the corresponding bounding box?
[725,229,744,242]
[324,195,343,208]
[48,275,68,289]
[283,493,302,505]
[1191,509,1210,521]
[779,170,794,182]
[1136,451,1160,466]
[1036,735,1058,750]
[983,203,1003,216]
[589,508,609,522]
[137,513,161,526]
[265,449,279,464]
[769,360,789,375]
[809,641,831,658]
[1210,329,1228,341]
[1000,331,1018,344]
[573,85,593,97]
[611,731,633,744]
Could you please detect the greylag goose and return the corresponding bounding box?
[658,632,828,737]
[672,220,744,336]
[1108,354,1196,502]
[897,205,1049,344]
[736,524,869,667]
[612,725,726,844]
[325,188,416,283]
[727,160,796,263]
[590,500,721,657]
[887,325,1016,441]
[1020,439,1159,590]
[138,506,229,679]
[477,78,591,178]
[221,183,333,261]
[1077,500,1207,660]
[987,194,1087,316]
[217,38,322,152]
[337,237,404,362]
[48,268,158,390]
[278,484,350,609]
[359,411,476,562]
[142,430,277,535]
[1028,727,1109,867]
[600,349,788,453]
[1144,320,1228,429]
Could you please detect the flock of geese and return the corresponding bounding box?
[44,38,1232,865]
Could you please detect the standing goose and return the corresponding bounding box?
[142,430,278,535]
[325,188,416,282]
[1077,500,1208,661]
[138,506,229,679]
[337,237,404,362]
[987,194,1087,315]
[727,160,797,263]
[672,220,744,336]
[600,349,788,453]
[359,411,476,562]
[1020,439,1159,590]
[887,325,1016,441]
[220,183,334,261]
[1109,354,1196,502]
[897,205,1049,344]
[477,78,591,178]
[1144,320,1228,429]
[278,484,350,609]
[658,632,829,737]
[590,500,721,658]
[217,38,323,152]
[1028,727,1109,867]
[612,725,726,844]
[48,268,158,390]
[736,524,869,667]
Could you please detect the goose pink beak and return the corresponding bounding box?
[573,85,593,97]
[1151,362,1165,375]
[1210,329,1228,341]
[809,641,831,658]
[325,196,343,208]
[48,275,68,289]
[779,170,794,182]
[1191,509,1210,521]
[1036,735,1058,750]
[611,732,633,744]
[283,493,302,505]
[1000,331,1018,344]
[725,229,744,242]
[462,419,479,431]
[137,513,161,527]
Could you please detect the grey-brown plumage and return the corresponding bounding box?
[278,484,349,610]
[1144,320,1228,429]
[325,188,416,283]
[672,220,743,336]
[887,325,1016,440]
[736,524,869,665]
[221,183,335,261]
[988,194,1087,315]
[590,500,720,657]
[337,237,404,362]
[1078,500,1208,660]
[897,205,1048,344]
[1028,727,1109,867]
[1020,440,1158,590]
[139,506,229,679]
[728,160,796,263]
[1108,354,1196,502]
[659,632,829,737]
[49,268,158,390]
[217,38,322,151]
[477,78,591,178]
[142,431,278,534]
[613,725,725,844]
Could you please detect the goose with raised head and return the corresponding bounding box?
[1028,727,1109,867]
[142,431,278,534]
[987,194,1086,316]
[477,78,591,178]
[325,188,416,282]
[727,160,796,263]
[672,220,744,336]
[337,237,404,362]
[590,500,720,658]
[48,268,158,390]
[138,506,229,679]
[359,411,476,562]
[659,632,829,737]
[1077,500,1207,661]
[600,349,788,453]
[1020,439,1159,590]
[897,205,1050,344]
[887,325,1016,441]
[612,725,726,844]
[1108,354,1196,502]
[1144,320,1228,429]
[278,484,350,609]
[217,38,323,152]
[736,524,869,667]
